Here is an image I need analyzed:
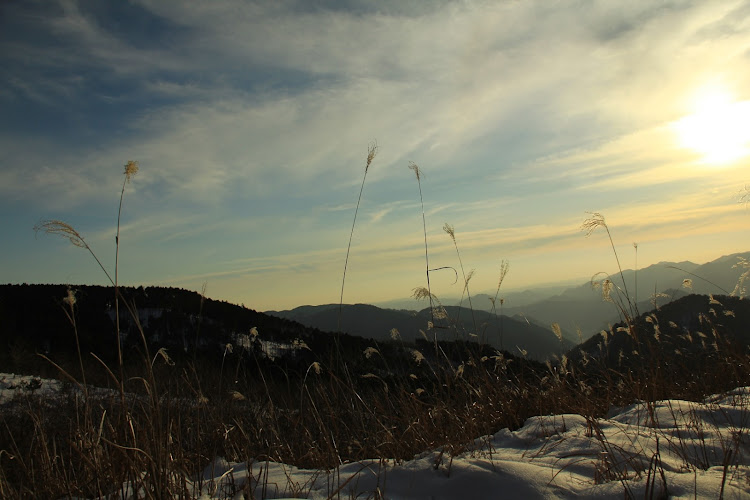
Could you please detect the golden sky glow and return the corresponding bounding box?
[2,1,750,310]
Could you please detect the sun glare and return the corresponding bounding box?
[673,86,750,165]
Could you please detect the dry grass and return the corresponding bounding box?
[3,323,748,498]
[4,166,750,499]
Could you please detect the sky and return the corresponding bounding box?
[2,0,750,312]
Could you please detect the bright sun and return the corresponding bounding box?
[673,87,750,165]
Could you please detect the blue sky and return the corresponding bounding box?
[2,0,750,311]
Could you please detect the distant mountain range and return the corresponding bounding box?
[3,252,746,367]
[266,303,575,361]
[371,282,578,311]
[268,251,750,354]
[495,252,749,340]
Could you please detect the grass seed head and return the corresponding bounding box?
[229,390,245,401]
[412,287,433,301]
[432,307,448,320]
[412,349,425,364]
[390,328,401,341]
[34,220,87,248]
[740,184,750,205]
[154,347,174,366]
[408,162,422,181]
[581,212,606,236]
[63,287,77,307]
[551,323,563,342]
[496,260,510,292]
[443,223,455,242]
[366,142,378,172]
[732,257,749,297]
[124,160,139,182]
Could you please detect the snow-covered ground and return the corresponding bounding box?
[0,372,119,405]
[3,373,749,498]
[135,389,750,499]
[0,372,65,403]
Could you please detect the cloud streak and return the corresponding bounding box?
[2,0,750,309]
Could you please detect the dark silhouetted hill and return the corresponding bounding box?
[568,293,750,368]
[267,303,574,361]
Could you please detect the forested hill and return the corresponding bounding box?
[0,284,330,369]
[0,284,542,383]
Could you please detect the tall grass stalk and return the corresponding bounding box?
[490,260,510,350]
[443,223,477,337]
[33,159,140,392]
[339,143,377,332]
[409,162,434,327]
[633,242,638,307]
[115,160,138,396]
[582,212,637,320]
[62,287,88,396]
[34,219,128,391]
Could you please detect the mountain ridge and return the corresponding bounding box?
[269,251,749,347]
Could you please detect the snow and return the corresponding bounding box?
[0,372,119,404]
[0,372,64,402]
[3,373,749,498]
[161,389,750,499]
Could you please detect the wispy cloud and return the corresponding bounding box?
[3,0,750,309]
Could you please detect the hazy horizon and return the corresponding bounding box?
[3,1,750,311]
